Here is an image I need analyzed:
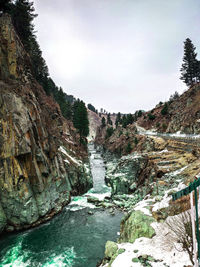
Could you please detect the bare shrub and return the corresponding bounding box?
[166,211,194,265]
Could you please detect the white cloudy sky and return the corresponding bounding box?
[33,0,200,113]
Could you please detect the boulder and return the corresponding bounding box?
[104,241,118,259]
[105,153,155,195]
[119,210,156,243]
[87,196,101,204]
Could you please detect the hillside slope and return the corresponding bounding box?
[137,83,200,134]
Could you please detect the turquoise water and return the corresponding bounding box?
[0,208,123,267]
[0,144,123,267]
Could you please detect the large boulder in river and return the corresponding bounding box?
[105,153,156,195]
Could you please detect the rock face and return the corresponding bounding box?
[0,14,92,233]
[87,109,102,142]
[95,124,139,155]
[105,153,156,195]
[119,210,156,243]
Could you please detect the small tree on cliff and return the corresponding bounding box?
[73,100,89,140]
[115,112,121,127]
[180,38,199,86]
[87,103,96,113]
[55,88,72,120]
[105,127,114,139]
[107,113,112,125]
[101,117,106,128]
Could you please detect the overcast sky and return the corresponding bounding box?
[33,0,200,113]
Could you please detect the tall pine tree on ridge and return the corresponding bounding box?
[180,38,200,87]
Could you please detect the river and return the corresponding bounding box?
[0,144,123,267]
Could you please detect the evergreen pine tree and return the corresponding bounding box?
[125,142,132,154]
[11,0,37,51]
[137,110,143,117]
[126,113,134,125]
[161,103,168,116]
[115,112,121,127]
[101,117,106,127]
[180,38,199,86]
[54,88,72,120]
[105,127,114,139]
[197,61,200,83]
[87,104,96,113]
[122,115,127,128]
[73,100,89,139]
[107,113,112,125]
[29,35,49,89]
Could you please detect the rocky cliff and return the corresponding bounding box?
[0,14,92,233]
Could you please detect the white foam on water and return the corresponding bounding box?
[1,237,77,267]
[0,237,31,267]
[42,247,76,267]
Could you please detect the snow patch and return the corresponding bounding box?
[152,194,171,212]
[59,146,81,166]
[64,159,70,164]
[168,166,188,176]
[151,149,169,154]
[121,153,141,160]
[109,220,191,267]
[134,198,154,216]
[136,123,200,139]
[84,164,90,174]
[67,196,95,211]
[84,191,111,201]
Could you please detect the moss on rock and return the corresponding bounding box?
[105,241,118,259]
[119,210,156,243]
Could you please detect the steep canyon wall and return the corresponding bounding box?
[0,14,92,233]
